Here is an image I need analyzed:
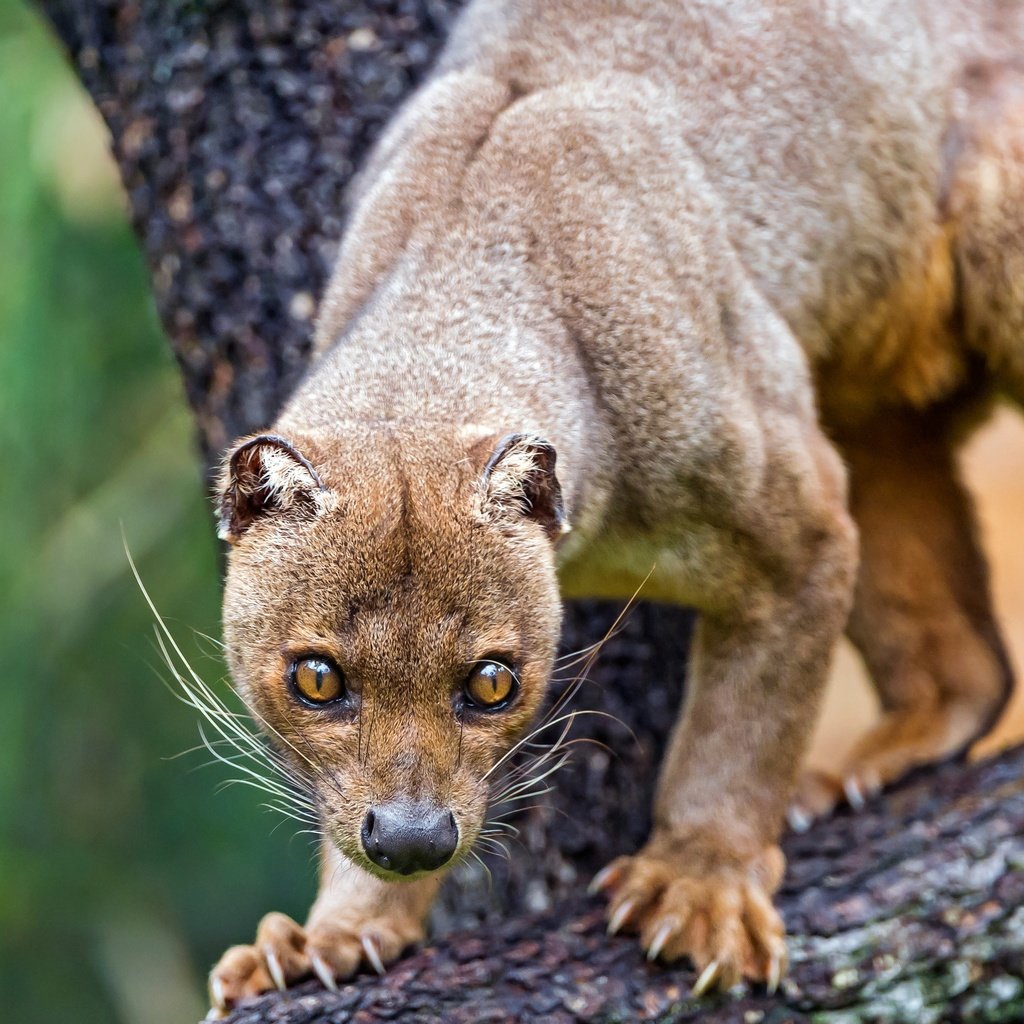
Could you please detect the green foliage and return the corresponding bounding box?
[0,4,315,1021]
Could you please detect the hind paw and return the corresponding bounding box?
[788,705,984,829]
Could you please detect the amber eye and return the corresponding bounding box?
[291,657,345,705]
[463,660,518,711]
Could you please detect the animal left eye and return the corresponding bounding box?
[463,660,518,710]
[291,656,346,705]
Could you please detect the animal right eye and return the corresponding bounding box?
[290,656,346,705]
[463,659,518,711]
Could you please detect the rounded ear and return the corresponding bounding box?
[477,433,570,541]
[216,433,328,544]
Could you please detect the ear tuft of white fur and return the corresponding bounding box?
[485,443,543,517]
[478,433,569,541]
[216,433,331,543]
[253,447,318,505]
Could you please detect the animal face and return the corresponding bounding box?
[218,429,567,880]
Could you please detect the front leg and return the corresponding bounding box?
[594,435,858,992]
[208,842,441,1015]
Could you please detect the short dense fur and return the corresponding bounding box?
[209,0,1024,1011]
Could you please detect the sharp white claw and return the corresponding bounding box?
[692,958,721,997]
[205,1008,227,1021]
[310,952,339,992]
[361,934,386,976]
[209,977,226,1011]
[265,948,287,992]
[843,776,866,811]
[646,920,676,962]
[607,898,635,936]
[767,952,783,995]
[588,864,618,895]
[786,805,812,834]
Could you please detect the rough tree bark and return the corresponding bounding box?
[151,752,1024,1023]
[36,1,1024,1021]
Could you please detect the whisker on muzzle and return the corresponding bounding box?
[127,539,324,835]
[475,581,653,868]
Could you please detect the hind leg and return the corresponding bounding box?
[794,74,1024,820]
[792,408,1013,821]
[948,67,1024,403]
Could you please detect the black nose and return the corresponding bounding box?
[361,802,459,875]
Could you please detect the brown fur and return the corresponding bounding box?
[208,0,1024,1011]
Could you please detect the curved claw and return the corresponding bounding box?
[786,805,812,834]
[310,952,339,992]
[588,863,621,895]
[361,934,386,976]
[646,919,677,962]
[767,951,783,995]
[843,775,866,811]
[264,947,287,992]
[205,1009,227,1022]
[607,898,635,936]
[692,958,721,997]
[208,977,226,1012]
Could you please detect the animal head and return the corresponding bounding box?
[217,426,568,880]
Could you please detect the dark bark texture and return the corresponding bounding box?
[180,749,1024,1023]
[36,1,1024,1021]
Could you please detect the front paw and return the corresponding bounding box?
[591,834,787,994]
[207,909,423,1017]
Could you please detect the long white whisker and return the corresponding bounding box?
[484,803,549,823]
[127,541,328,783]
[476,840,511,863]
[552,620,630,670]
[156,635,306,791]
[198,724,314,807]
[484,707,584,781]
[493,732,615,795]
[494,754,572,802]
[468,849,496,889]
[126,537,326,832]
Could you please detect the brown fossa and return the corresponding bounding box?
[207,0,1024,1010]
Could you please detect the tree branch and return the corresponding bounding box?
[210,747,1024,1023]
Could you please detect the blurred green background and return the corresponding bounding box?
[0,4,315,1021]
